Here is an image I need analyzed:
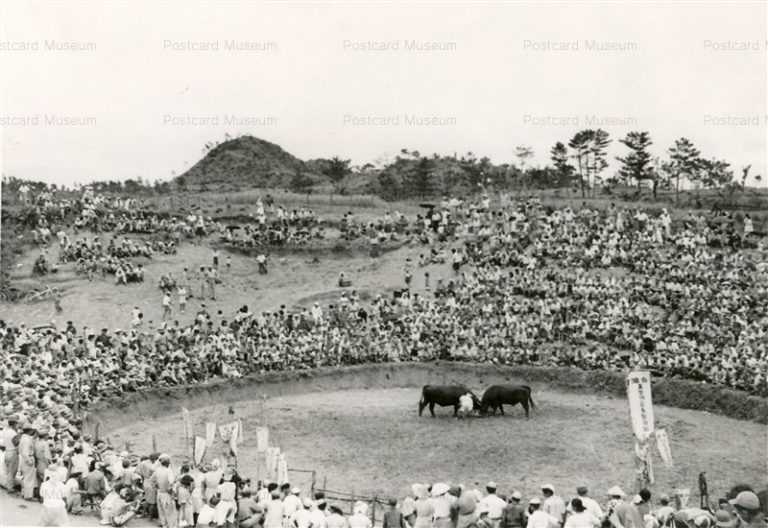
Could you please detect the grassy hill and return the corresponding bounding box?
[176,136,320,190]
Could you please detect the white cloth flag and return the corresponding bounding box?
[182,408,192,441]
[266,447,280,480]
[277,453,288,484]
[206,423,216,448]
[256,427,269,452]
[655,429,673,467]
[229,422,238,456]
[626,371,655,441]
[194,436,207,466]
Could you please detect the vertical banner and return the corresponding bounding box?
[194,436,207,466]
[256,427,269,452]
[655,429,673,467]
[206,422,216,448]
[229,422,239,456]
[182,408,192,456]
[266,447,280,480]
[277,453,288,484]
[634,441,654,487]
[626,371,655,441]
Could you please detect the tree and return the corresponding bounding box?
[617,131,655,195]
[289,169,314,202]
[550,142,574,185]
[407,157,435,198]
[690,158,734,205]
[588,129,611,196]
[322,156,351,201]
[377,171,401,201]
[568,131,592,197]
[666,137,701,203]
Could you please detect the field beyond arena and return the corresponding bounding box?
[105,383,765,503]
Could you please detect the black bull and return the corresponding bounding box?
[418,385,481,417]
[480,384,536,418]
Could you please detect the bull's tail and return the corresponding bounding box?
[418,386,428,416]
[522,385,535,410]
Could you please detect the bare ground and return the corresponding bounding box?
[107,388,765,504]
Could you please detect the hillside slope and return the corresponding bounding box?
[177,136,315,189]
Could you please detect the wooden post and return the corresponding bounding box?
[311,470,316,498]
[371,496,377,526]
[152,434,157,453]
[95,422,101,442]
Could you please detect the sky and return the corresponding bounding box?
[1,1,766,186]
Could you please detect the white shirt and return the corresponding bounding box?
[283,495,302,517]
[565,511,600,528]
[528,510,559,528]
[480,494,507,519]
[291,508,313,528]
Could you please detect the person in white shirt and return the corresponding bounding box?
[308,500,328,528]
[528,498,559,528]
[565,499,600,528]
[480,482,507,528]
[290,498,314,528]
[542,485,565,526]
[569,487,603,521]
[264,491,285,528]
[283,487,302,526]
[40,474,69,526]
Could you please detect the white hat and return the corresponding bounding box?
[432,483,450,496]
[487,481,498,489]
[607,486,625,498]
[529,497,541,505]
[291,487,301,495]
[541,484,554,492]
[511,491,522,500]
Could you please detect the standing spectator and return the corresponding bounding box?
[18,422,37,500]
[39,474,69,526]
[178,285,188,314]
[502,492,526,528]
[571,488,603,521]
[152,453,177,528]
[564,499,599,528]
[162,293,172,321]
[527,498,558,528]
[542,485,565,526]
[480,482,507,528]
[264,490,284,528]
[729,491,765,528]
[1,415,19,492]
[383,498,407,528]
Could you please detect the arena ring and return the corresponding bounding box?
[88,362,766,503]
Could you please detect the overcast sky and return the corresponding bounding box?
[1,1,766,186]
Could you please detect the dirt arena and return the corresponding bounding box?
[106,385,765,503]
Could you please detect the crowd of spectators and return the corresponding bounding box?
[0,415,765,528]
[2,185,767,526]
